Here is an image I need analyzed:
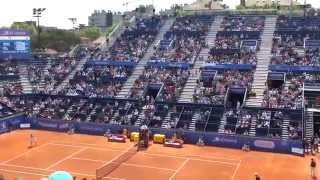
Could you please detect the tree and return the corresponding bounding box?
[11,22,81,52]
[80,27,101,41]
[11,22,37,34]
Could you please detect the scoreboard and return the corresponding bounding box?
[0,29,31,60]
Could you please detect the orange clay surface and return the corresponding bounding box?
[0,130,315,180]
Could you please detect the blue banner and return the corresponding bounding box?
[0,29,31,60]
[0,115,27,134]
[202,64,255,71]
[241,40,258,51]
[0,120,8,134]
[0,116,303,156]
[147,61,191,69]
[28,118,303,156]
[268,72,285,81]
[31,118,70,132]
[86,60,137,67]
[270,65,320,73]
[304,39,320,49]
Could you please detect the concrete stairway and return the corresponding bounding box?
[54,56,89,94]
[249,116,257,136]
[189,112,200,131]
[246,16,277,107]
[295,48,305,56]
[86,107,97,122]
[134,111,145,127]
[18,64,33,94]
[305,110,314,142]
[161,112,172,128]
[35,59,52,92]
[281,117,290,140]
[117,18,175,98]
[218,112,227,133]
[178,16,224,103]
[100,16,136,51]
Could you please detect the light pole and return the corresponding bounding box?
[304,0,307,19]
[33,8,46,50]
[68,18,77,32]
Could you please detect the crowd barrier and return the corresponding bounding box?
[217,31,261,39]
[202,63,255,71]
[268,72,285,81]
[0,114,303,156]
[0,75,19,80]
[270,65,320,73]
[26,117,303,156]
[210,48,241,55]
[305,39,320,49]
[86,60,137,67]
[0,114,29,134]
[146,61,191,69]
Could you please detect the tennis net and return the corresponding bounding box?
[96,146,137,180]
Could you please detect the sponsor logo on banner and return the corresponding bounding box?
[38,121,58,128]
[79,124,104,132]
[280,140,288,146]
[59,123,69,130]
[212,137,238,144]
[20,123,31,128]
[291,147,304,155]
[254,140,275,149]
[9,119,21,125]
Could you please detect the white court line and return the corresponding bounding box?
[50,141,241,162]
[231,160,242,180]
[140,152,238,166]
[121,163,176,172]
[51,141,125,150]
[0,163,49,171]
[1,163,95,177]
[45,147,87,170]
[188,154,241,162]
[169,158,189,180]
[1,143,50,164]
[71,157,105,163]
[0,165,123,179]
[1,163,96,177]
[49,142,121,152]
[70,158,175,171]
[50,142,239,166]
[0,168,48,177]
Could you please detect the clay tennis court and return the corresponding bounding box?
[0,130,314,180]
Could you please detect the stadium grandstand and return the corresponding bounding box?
[1,1,320,180]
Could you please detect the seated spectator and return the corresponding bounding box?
[128,67,189,101]
[193,70,253,105]
[60,65,132,97]
[214,35,241,49]
[262,73,304,109]
[3,81,23,95]
[221,16,265,32]
[89,16,162,63]
[151,15,210,64]
[32,56,80,94]
[0,60,18,76]
[207,50,257,65]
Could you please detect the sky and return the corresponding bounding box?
[0,0,320,29]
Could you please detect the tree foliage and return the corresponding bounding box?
[80,26,101,41]
[10,22,81,52]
